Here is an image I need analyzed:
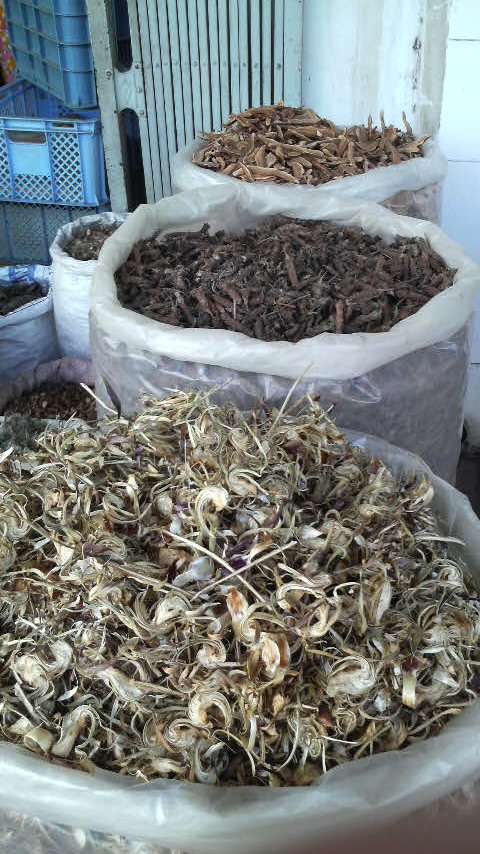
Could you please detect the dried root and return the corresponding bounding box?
[115,218,454,339]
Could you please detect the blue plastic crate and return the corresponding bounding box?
[4,0,96,108]
[0,79,107,206]
[0,200,110,264]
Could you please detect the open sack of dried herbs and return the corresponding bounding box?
[91,185,480,483]
[0,278,58,386]
[0,389,479,854]
[50,212,128,360]
[172,105,447,222]
[0,358,96,455]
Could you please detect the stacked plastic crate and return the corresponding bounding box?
[0,0,108,263]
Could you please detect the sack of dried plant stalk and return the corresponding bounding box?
[0,404,479,854]
[0,279,58,386]
[172,106,446,223]
[50,212,128,359]
[91,185,480,483]
[0,357,95,450]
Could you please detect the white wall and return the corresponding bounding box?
[302,0,480,446]
[438,0,480,444]
[302,0,448,135]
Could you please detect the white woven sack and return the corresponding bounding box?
[50,212,127,359]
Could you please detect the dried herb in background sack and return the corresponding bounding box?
[64,225,119,261]
[0,284,45,316]
[2,383,97,422]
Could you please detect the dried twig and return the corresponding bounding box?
[335,300,344,334]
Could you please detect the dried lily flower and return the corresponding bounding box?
[193,104,429,185]
[0,389,478,788]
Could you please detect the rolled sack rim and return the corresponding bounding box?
[172,136,448,199]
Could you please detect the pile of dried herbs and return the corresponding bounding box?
[0,390,478,786]
[193,105,428,185]
[0,414,50,454]
[0,284,44,316]
[2,383,97,422]
[115,218,455,339]
[64,225,119,262]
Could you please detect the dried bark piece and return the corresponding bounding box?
[335,300,345,334]
[254,145,266,167]
[249,165,299,183]
[291,161,305,180]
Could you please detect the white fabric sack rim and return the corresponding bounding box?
[172,137,447,200]
[50,211,128,275]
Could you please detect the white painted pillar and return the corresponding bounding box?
[302,0,449,135]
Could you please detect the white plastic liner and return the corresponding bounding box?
[172,138,447,222]
[0,432,478,854]
[91,186,480,481]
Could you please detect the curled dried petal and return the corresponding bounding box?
[326,655,377,698]
[23,726,55,755]
[52,706,99,758]
[188,691,233,728]
[0,537,15,570]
